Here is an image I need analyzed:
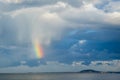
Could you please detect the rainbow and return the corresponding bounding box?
[34,39,44,59]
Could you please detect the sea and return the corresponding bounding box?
[0,73,120,80]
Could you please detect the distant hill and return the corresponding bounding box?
[79,69,120,74]
[79,69,101,73]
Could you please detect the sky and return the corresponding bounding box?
[0,0,120,73]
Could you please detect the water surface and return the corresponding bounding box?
[0,73,120,80]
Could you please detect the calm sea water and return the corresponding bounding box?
[0,73,120,80]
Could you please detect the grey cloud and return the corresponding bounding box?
[104,1,120,12]
[0,0,83,12]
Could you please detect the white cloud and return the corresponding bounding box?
[70,40,87,51]
[89,60,120,71]
[79,40,87,45]
[20,61,26,65]
[106,12,120,25]
[61,3,120,26]
[0,60,119,73]
[72,61,84,67]
[0,61,74,73]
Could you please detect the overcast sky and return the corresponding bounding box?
[0,0,120,73]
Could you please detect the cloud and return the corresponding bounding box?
[20,61,26,65]
[103,1,120,12]
[0,61,74,73]
[70,40,87,50]
[0,60,119,73]
[0,0,22,4]
[1,0,120,13]
[59,3,120,26]
[0,1,120,69]
[79,40,87,45]
[0,0,82,7]
[89,60,120,71]
[1,2,67,46]
[72,61,84,66]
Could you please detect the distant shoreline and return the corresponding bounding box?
[0,69,120,74]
